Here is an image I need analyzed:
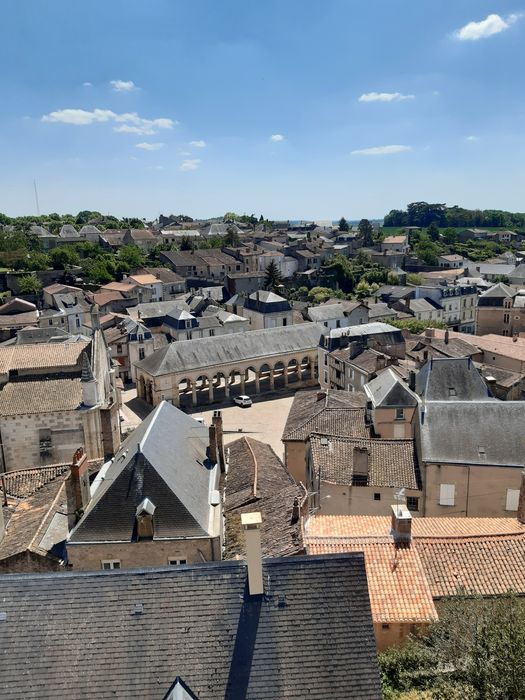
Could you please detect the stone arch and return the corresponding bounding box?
[178,377,193,409]
[244,366,258,394]
[301,355,312,380]
[273,360,286,389]
[287,358,300,384]
[258,363,273,392]
[229,369,244,397]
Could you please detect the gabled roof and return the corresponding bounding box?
[416,357,491,401]
[69,402,219,543]
[282,389,366,441]
[0,378,83,416]
[0,553,382,699]
[479,282,516,298]
[0,341,89,374]
[365,368,418,408]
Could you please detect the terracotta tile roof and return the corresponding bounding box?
[306,515,525,612]
[223,436,304,558]
[0,341,89,374]
[431,329,525,362]
[129,274,161,285]
[310,435,421,490]
[0,378,83,416]
[1,465,70,498]
[282,388,366,441]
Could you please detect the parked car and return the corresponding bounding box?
[234,395,252,407]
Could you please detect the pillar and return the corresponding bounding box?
[284,366,289,387]
[208,380,214,403]
[240,373,246,394]
[225,381,230,398]
[172,380,180,407]
[255,372,260,393]
[191,381,197,406]
[269,367,275,391]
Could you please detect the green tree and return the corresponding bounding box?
[264,260,283,291]
[17,273,42,295]
[338,217,349,232]
[389,318,448,333]
[406,272,424,285]
[224,225,240,247]
[358,218,374,247]
[307,286,333,304]
[179,235,194,251]
[49,246,81,270]
[118,245,145,269]
[427,221,440,242]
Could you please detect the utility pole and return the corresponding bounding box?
[33,180,41,216]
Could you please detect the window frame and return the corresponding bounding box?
[168,558,187,566]
[101,560,121,570]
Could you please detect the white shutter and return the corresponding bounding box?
[506,489,520,512]
[439,483,455,506]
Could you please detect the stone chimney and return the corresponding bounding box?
[212,411,225,473]
[518,469,525,525]
[291,497,300,525]
[81,352,99,408]
[91,303,101,332]
[66,447,91,529]
[409,370,416,391]
[208,423,218,466]
[241,512,264,596]
[136,498,156,540]
[391,503,412,543]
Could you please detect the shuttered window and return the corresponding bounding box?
[439,483,455,506]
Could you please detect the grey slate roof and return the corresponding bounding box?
[365,368,418,408]
[307,303,346,322]
[416,358,491,401]
[0,553,381,699]
[136,323,324,376]
[479,282,516,299]
[419,401,525,466]
[68,402,219,543]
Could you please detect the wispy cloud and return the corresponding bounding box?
[358,92,415,103]
[110,79,137,92]
[42,108,176,136]
[82,82,93,87]
[351,144,412,156]
[180,159,201,171]
[270,134,285,142]
[465,135,479,141]
[454,13,520,40]
[136,142,164,151]
[189,140,206,148]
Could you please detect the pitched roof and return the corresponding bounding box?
[223,437,304,558]
[416,357,491,400]
[138,267,185,284]
[282,388,367,441]
[479,282,516,298]
[0,554,382,699]
[68,402,219,543]
[310,435,421,490]
[0,341,89,374]
[128,273,161,285]
[306,514,525,605]
[365,367,418,408]
[136,323,324,376]
[382,235,407,244]
[0,378,83,416]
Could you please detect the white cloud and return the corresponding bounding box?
[351,144,412,156]
[466,135,479,141]
[136,142,164,151]
[42,108,176,135]
[110,79,137,92]
[180,159,201,171]
[270,134,285,142]
[454,13,520,40]
[82,82,93,87]
[189,140,206,148]
[358,92,415,103]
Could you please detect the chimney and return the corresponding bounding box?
[518,469,525,525]
[208,423,218,466]
[66,447,90,528]
[81,352,99,408]
[212,410,225,473]
[391,504,412,543]
[316,390,326,402]
[444,330,449,345]
[291,497,300,525]
[409,370,416,391]
[136,498,156,540]
[241,512,264,596]
[90,303,100,332]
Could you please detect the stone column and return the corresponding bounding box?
[240,373,246,394]
[283,366,289,387]
[208,380,214,403]
[254,372,260,393]
[269,366,275,391]
[191,381,197,406]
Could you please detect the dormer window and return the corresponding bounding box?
[448,387,456,397]
[136,498,156,540]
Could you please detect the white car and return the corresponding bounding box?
[234,395,252,407]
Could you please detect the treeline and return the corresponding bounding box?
[384,202,525,229]
[0,210,145,234]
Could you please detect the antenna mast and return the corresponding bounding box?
[33,180,41,216]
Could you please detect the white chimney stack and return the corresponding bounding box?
[241,512,264,596]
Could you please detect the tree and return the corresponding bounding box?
[49,246,80,270]
[17,273,42,295]
[406,272,424,285]
[118,245,145,269]
[224,225,240,247]
[338,217,349,232]
[358,219,374,247]
[179,235,194,251]
[427,221,440,242]
[264,260,283,291]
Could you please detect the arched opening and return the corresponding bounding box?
[287,358,300,384]
[259,363,272,393]
[301,356,312,381]
[178,377,193,409]
[229,369,243,397]
[274,360,286,389]
[212,372,227,402]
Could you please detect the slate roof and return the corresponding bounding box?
[0,553,381,699]
[0,378,83,416]
[310,435,421,490]
[365,368,418,408]
[416,357,491,400]
[223,437,304,559]
[419,401,525,466]
[307,303,347,322]
[68,402,219,544]
[136,323,324,377]
[306,515,525,606]
[282,388,367,441]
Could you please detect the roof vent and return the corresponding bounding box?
[133,603,144,615]
[320,437,329,447]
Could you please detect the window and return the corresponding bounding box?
[503,313,510,324]
[101,560,121,570]
[48,319,53,326]
[374,493,381,501]
[138,334,144,342]
[323,354,328,365]
[395,408,404,421]
[116,343,123,354]
[168,558,187,565]
[209,329,215,337]
[138,348,145,361]
[407,496,419,512]
[382,624,390,630]
[506,489,520,512]
[324,371,328,384]
[439,483,455,506]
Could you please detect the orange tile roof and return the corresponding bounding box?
[305,515,525,617]
[129,274,161,285]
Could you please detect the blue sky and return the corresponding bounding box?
[1,0,524,220]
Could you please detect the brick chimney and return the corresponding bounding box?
[518,469,525,525]
[241,512,264,596]
[66,447,91,529]
[208,423,218,466]
[391,504,412,543]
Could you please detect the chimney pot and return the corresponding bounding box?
[409,370,416,391]
[291,497,300,525]
[241,512,264,596]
